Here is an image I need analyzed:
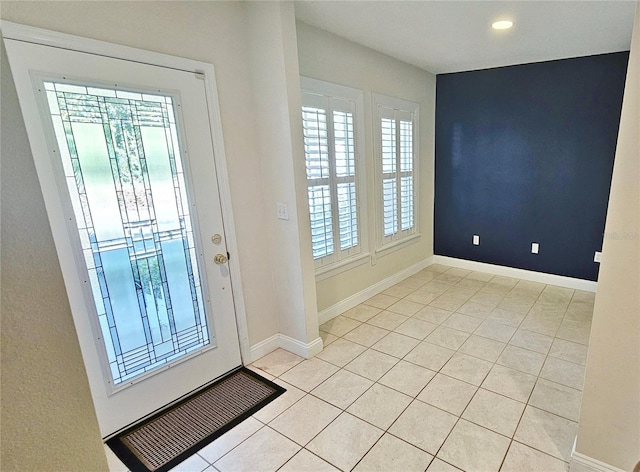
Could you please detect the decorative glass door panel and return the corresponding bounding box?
[44,82,213,386]
[4,32,242,437]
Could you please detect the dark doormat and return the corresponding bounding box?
[106,367,285,472]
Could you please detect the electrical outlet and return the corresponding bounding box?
[531,242,539,254]
[594,251,602,263]
[276,202,289,220]
[473,235,480,246]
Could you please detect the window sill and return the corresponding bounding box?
[376,233,421,258]
[315,253,371,282]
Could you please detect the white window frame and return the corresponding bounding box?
[373,93,420,254]
[301,77,368,280]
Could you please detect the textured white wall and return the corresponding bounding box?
[574,2,640,470]
[296,21,437,312]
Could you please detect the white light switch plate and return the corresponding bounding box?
[276,203,289,220]
[473,235,480,245]
[531,242,539,254]
[594,251,602,263]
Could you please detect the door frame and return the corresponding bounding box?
[1,20,251,377]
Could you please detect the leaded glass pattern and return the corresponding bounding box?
[44,81,212,385]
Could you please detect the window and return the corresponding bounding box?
[373,94,419,251]
[301,78,366,274]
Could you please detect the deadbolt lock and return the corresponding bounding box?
[211,234,222,244]
[214,253,228,265]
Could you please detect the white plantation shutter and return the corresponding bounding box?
[374,94,419,248]
[301,79,364,270]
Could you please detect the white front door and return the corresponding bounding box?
[4,30,242,437]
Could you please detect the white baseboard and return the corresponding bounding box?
[570,452,627,472]
[433,256,598,292]
[317,256,434,325]
[248,333,323,363]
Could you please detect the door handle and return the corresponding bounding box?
[214,253,228,265]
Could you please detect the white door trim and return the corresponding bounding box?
[0,20,251,364]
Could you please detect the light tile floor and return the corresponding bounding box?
[108,264,593,472]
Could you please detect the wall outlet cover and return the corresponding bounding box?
[276,202,289,220]
[531,242,539,254]
[473,235,480,245]
[594,251,602,263]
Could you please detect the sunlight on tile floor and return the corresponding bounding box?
[108,264,593,471]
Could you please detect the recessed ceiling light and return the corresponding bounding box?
[492,20,514,30]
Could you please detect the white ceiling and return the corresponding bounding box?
[294,1,636,74]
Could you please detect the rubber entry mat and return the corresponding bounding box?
[106,367,285,472]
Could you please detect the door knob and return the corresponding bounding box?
[213,253,228,265]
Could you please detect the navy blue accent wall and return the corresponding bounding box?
[434,52,628,281]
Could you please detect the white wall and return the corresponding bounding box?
[296,21,437,312]
[573,3,640,471]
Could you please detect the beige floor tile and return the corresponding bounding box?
[426,458,463,471]
[279,449,339,472]
[427,264,450,273]
[342,304,382,323]
[419,281,452,296]
[500,441,568,472]
[320,316,362,337]
[519,314,562,337]
[469,291,504,308]
[540,356,585,390]
[214,426,300,472]
[456,277,489,290]
[253,379,306,423]
[199,417,263,463]
[445,267,473,277]
[347,383,412,429]
[270,395,341,445]
[429,294,466,312]
[413,306,454,324]
[437,420,510,472]
[481,364,537,403]
[363,293,399,310]
[412,269,437,281]
[378,360,436,397]
[372,332,420,358]
[514,406,578,461]
[457,301,494,318]
[343,324,390,347]
[487,308,527,327]
[434,273,465,285]
[444,286,478,300]
[399,276,430,289]
[389,400,458,454]
[354,433,433,472]
[462,388,525,437]
[311,369,373,410]
[394,318,438,340]
[474,319,517,343]
[556,319,591,345]
[425,326,470,350]
[509,329,554,354]
[405,291,438,305]
[169,454,210,472]
[466,271,495,282]
[344,349,398,381]
[458,335,506,362]
[404,341,455,371]
[383,284,416,299]
[497,297,535,314]
[316,339,367,367]
[529,379,582,421]
[320,331,339,348]
[387,299,426,316]
[417,373,477,416]
[245,364,275,381]
[549,338,588,365]
[280,358,339,392]
[442,313,484,333]
[497,345,545,375]
[440,354,492,386]
[307,413,383,472]
[252,348,304,377]
[367,311,410,330]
